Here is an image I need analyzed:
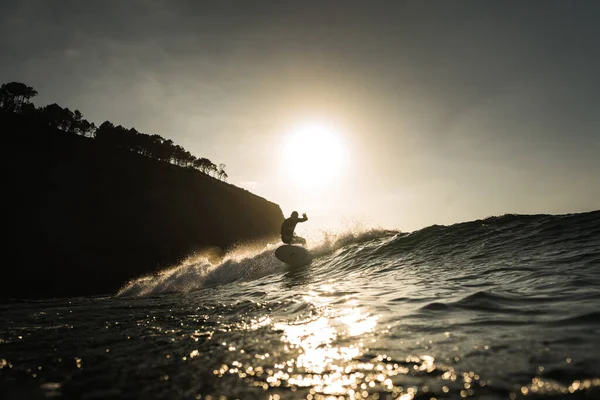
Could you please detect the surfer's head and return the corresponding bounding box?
[291,211,299,218]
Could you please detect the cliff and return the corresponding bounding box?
[2,111,284,299]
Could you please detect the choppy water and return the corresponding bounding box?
[2,211,600,399]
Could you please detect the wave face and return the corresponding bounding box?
[2,211,600,399]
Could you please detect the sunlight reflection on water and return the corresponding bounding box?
[212,288,486,399]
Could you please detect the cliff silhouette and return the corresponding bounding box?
[3,111,284,299]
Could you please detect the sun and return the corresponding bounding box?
[281,123,346,187]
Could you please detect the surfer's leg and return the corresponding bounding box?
[292,235,307,246]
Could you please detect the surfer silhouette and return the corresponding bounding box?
[281,211,308,246]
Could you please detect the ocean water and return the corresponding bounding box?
[1,211,600,399]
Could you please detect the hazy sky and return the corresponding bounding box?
[2,0,599,232]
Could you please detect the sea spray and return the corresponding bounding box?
[118,227,398,297]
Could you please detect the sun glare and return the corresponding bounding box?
[282,123,346,187]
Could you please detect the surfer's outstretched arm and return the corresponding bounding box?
[299,213,308,222]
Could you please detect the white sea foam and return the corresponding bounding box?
[117,227,396,297]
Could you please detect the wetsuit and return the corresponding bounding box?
[281,215,308,244]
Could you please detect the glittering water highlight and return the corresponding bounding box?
[1,211,599,399]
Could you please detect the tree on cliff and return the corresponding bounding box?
[38,103,96,136]
[39,103,72,131]
[193,157,217,176]
[217,163,228,181]
[1,80,230,181]
[0,82,38,113]
[72,110,97,137]
[96,121,214,172]
[150,136,175,162]
[171,145,195,167]
[95,121,127,146]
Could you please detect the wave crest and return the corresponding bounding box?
[117,227,396,297]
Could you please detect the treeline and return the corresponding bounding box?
[0,81,227,180]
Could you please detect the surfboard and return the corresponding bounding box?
[275,245,311,268]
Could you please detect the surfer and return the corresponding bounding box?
[281,211,308,246]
